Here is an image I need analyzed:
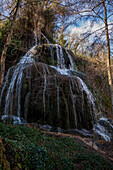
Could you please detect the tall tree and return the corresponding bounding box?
[0,0,22,88]
[66,0,113,113]
[103,1,113,113]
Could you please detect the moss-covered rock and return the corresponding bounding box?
[20,62,94,130]
[1,44,95,131]
[34,44,71,68]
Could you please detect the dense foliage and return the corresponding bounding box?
[0,123,113,169]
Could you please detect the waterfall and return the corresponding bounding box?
[51,64,96,114]
[69,80,77,128]
[42,64,50,120]
[16,71,23,117]
[41,33,75,71]
[41,33,50,44]
[75,76,96,112]
[60,45,65,69]
[54,44,75,71]
[55,44,65,69]
[1,115,21,124]
[1,33,112,142]
[0,45,36,119]
[50,66,96,111]
[76,77,95,105]
[24,92,30,120]
[4,66,22,115]
[95,117,113,142]
[54,76,60,125]
[56,44,60,68]
[0,66,14,109]
[57,85,60,125]
[96,123,111,141]
[4,48,35,116]
[50,45,75,75]
[43,67,47,120]
[66,51,74,71]
[41,33,55,63]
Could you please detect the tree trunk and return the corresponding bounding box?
[0,0,22,88]
[33,2,43,45]
[103,2,113,113]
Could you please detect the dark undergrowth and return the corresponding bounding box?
[0,122,113,170]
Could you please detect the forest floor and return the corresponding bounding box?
[42,130,113,161]
[0,122,113,170]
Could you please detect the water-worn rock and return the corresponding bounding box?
[96,117,113,142]
[0,44,96,131]
[20,61,95,130]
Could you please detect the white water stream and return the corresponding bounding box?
[0,46,36,121]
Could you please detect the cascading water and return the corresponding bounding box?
[55,44,65,69]
[0,45,36,122]
[0,33,113,142]
[66,51,74,71]
[75,76,96,122]
[69,78,77,128]
[0,66,14,107]
[42,65,50,120]
[54,75,60,126]
[95,117,113,142]
[1,39,90,123]
[41,33,50,44]
[43,72,47,119]
[24,92,30,120]
[41,33,55,63]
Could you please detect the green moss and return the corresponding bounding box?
[23,83,28,91]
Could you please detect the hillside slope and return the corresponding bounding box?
[0,123,113,170]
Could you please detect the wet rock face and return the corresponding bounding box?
[21,62,94,130]
[0,44,95,131]
[34,44,71,69]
